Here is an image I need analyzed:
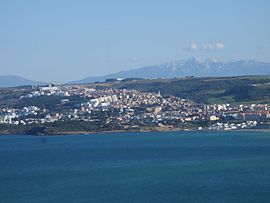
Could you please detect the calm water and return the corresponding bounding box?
[0,131,270,203]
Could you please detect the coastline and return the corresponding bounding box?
[0,126,269,136]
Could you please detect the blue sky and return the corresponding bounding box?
[0,0,269,82]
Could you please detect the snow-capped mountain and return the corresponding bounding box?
[71,57,270,84]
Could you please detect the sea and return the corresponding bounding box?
[0,131,270,203]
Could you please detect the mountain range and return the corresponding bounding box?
[71,57,270,84]
[1,57,270,87]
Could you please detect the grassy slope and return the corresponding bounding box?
[84,75,270,104]
[0,76,269,108]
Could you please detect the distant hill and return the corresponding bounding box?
[0,75,46,87]
[71,57,270,84]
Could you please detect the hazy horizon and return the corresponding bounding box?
[1,0,270,81]
[2,56,270,83]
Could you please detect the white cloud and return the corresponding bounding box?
[186,42,225,51]
[190,42,198,51]
[215,43,225,49]
[203,44,215,50]
[130,56,139,61]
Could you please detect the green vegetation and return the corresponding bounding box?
[0,120,122,135]
[85,75,270,104]
[0,86,32,107]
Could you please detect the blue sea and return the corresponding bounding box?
[0,131,270,203]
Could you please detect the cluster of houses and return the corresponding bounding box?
[0,84,269,130]
[208,121,258,130]
[205,103,270,121]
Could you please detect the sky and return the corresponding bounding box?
[0,0,270,82]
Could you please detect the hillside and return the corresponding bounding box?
[0,75,45,87]
[1,75,269,106]
[84,75,270,104]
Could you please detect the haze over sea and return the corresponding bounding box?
[1,131,270,203]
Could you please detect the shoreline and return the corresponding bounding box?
[0,127,269,136]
